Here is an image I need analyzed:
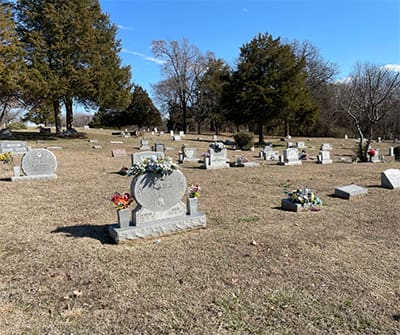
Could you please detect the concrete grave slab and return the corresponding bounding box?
[334,184,368,199]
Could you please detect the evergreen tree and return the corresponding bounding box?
[16,0,131,133]
[234,33,315,142]
[0,1,25,127]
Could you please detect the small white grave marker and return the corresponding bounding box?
[381,169,400,189]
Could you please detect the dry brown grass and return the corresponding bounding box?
[0,129,399,335]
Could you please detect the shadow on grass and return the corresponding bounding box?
[51,224,115,244]
[0,177,12,182]
[4,131,88,141]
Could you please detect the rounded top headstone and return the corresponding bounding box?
[131,170,186,212]
[21,149,57,176]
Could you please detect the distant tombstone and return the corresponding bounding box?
[296,141,306,149]
[205,143,229,169]
[154,127,158,133]
[131,151,165,165]
[381,169,400,189]
[110,141,123,144]
[279,148,301,166]
[92,145,103,149]
[159,131,164,136]
[108,169,206,242]
[153,143,165,152]
[139,139,150,150]
[83,125,90,130]
[321,143,332,151]
[212,134,218,141]
[112,149,127,157]
[39,127,51,134]
[170,130,174,137]
[369,149,380,163]
[389,147,394,156]
[12,149,57,181]
[344,134,348,140]
[262,146,279,161]
[377,137,382,143]
[0,128,12,138]
[287,142,294,148]
[317,150,333,164]
[184,147,197,161]
[173,135,181,141]
[179,130,184,137]
[334,184,368,199]
[0,141,30,154]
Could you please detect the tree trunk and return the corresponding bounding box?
[0,103,8,127]
[64,97,73,130]
[53,99,62,135]
[197,120,201,135]
[258,123,264,144]
[284,120,290,137]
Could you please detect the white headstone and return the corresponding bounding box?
[139,139,150,150]
[321,143,332,151]
[317,150,333,164]
[205,144,229,169]
[184,147,197,161]
[279,148,301,166]
[381,169,400,189]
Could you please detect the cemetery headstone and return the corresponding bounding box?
[131,151,165,165]
[183,147,197,161]
[278,148,301,166]
[139,139,150,150]
[170,130,174,137]
[389,147,394,156]
[204,143,229,169]
[321,143,332,151]
[0,141,30,154]
[317,150,333,164]
[108,169,206,242]
[296,141,306,149]
[112,149,127,157]
[12,148,57,181]
[381,169,400,189]
[173,135,181,141]
[179,131,184,137]
[334,184,368,199]
[154,143,165,152]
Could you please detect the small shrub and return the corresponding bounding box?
[8,122,27,130]
[233,132,254,150]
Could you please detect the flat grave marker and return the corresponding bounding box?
[334,184,368,199]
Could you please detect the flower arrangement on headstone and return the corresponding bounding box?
[127,156,177,178]
[231,156,249,167]
[187,184,201,215]
[0,152,13,164]
[209,142,225,152]
[282,187,323,212]
[111,192,133,228]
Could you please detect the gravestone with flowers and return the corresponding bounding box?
[108,156,206,243]
[203,142,229,169]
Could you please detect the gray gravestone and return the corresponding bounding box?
[296,141,306,149]
[205,144,229,169]
[0,141,30,154]
[321,143,332,151]
[184,147,197,161]
[334,184,368,199]
[139,139,150,150]
[381,169,400,189]
[317,150,333,164]
[279,148,301,166]
[131,151,165,165]
[154,143,165,152]
[108,169,206,242]
[112,149,127,157]
[12,149,57,181]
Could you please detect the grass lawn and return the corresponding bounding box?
[0,128,399,334]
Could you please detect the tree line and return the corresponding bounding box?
[1,0,399,161]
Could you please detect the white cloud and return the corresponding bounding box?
[382,64,400,72]
[117,24,133,31]
[122,48,165,65]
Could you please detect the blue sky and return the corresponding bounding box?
[99,0,400,97]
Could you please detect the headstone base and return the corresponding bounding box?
[108,212,207,243]
[11,174,57,182]
[317,159,333,164]
[334,184,368,199]
[281,199,310,212]
[278,160,302,166]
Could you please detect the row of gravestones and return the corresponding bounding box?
[282,168,400,212]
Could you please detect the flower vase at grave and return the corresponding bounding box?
[117,208,131,228]
[186,197,198,215]
[13,166,20,177]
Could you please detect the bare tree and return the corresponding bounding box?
[152,39,208,132]
[337,63,400,160]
